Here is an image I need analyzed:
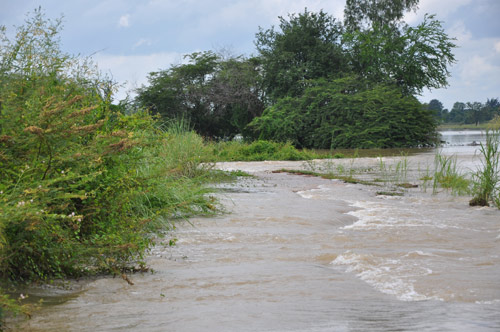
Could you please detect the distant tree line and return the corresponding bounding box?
[425,98,500,125]
[136,0,456,148]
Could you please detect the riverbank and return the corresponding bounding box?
[17,151,500,331]
[438,123,490,130]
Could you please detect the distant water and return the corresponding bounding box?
[439,130,486,155]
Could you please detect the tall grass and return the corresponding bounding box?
[209,140,322,161]
[470,129,500,207]
[431,151,470,195]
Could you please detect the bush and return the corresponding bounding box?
[210,140,320,161]
[0,10,219,324]
[249,77,438,149]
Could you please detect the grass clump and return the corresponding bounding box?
[273,169,379,187]
[210,140,322,161]
[431,152,470,195]
[470,129,500,207]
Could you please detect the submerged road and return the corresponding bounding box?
[21,156,500,331]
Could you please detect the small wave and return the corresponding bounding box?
[475,299,500,305]
[404,251,437,258]
[296,185,333,200]
[331,251,439,302]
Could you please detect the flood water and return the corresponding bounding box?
[18,130,500,331]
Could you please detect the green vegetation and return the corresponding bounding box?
[136,1,456,149]
[428,98,500,126]
[438,123,490,130]
[431,152,470,195]
[0,2,491,328]
[272,169,379,187]
[249,77,437,148]
[0,10,220,325]
[209,140,323,161]
[470,129,500,207]
[135,51,264,139]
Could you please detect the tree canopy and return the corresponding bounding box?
[137,2,456,148]
[135,52,264,139]
[344,0,419,31]
[344,14,456,95]
[255,9,345,102]
[249,77,437,149]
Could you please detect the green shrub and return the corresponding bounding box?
[249,77,438,149]
[210,140,320,161]
[0,10,219,325]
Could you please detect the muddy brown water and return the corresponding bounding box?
[17,134,500,331]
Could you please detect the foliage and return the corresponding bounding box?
[488,115,500,130]
[427,99,444,120]
[440,98,499,125]
[255,9,345,101]
[344,14,456,95]
[0,10,220,326]
[344,0,419,31]
[431,152,470,195]
[135,52,264,139]
[251,5,454,149]
[470,129,500,207]
[249,77,438,149]
[209,140,321,161]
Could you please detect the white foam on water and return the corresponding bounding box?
[403,251,437,258]
[296,185,336,200]
[342,200,430,230]
[475,299,500,305]
[331,251,440,302]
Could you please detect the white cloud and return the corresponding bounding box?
[118,14,131,27]
[93,52,183,100]
[447,20,472,43]
[495,41,500,54]
[133,38,152,49]
[404,0,472,24]
[420,34,500,108]
[460,55,498,85]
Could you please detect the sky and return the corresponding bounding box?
[1,0,499,110]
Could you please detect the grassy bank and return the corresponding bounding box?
[0,12,232,325]
[438,123,489,130]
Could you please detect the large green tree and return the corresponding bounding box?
[249,3,455,148]
[249,77,437,149]
[135,52,264,138]
[427,99,444,120]
[255,9,346,102]
[344,14,456,95]
[344,0,419,31]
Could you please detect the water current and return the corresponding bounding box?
[18,130,500,331]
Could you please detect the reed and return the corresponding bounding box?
[431,151,470,195]
[470,129,500,207]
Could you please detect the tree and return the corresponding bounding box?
[344,14,456,95]
[249,5,455,148]
[255,9,345,101]
[447,102,464,123]
[135,52,264,139]
[484,98,500,120]
[344,0,419,31]
[249,77,437,149]
[427,99,444,120]
[465,102,484,126]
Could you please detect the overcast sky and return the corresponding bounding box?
[1,0,499,109]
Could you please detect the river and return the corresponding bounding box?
[18,130,500,331]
